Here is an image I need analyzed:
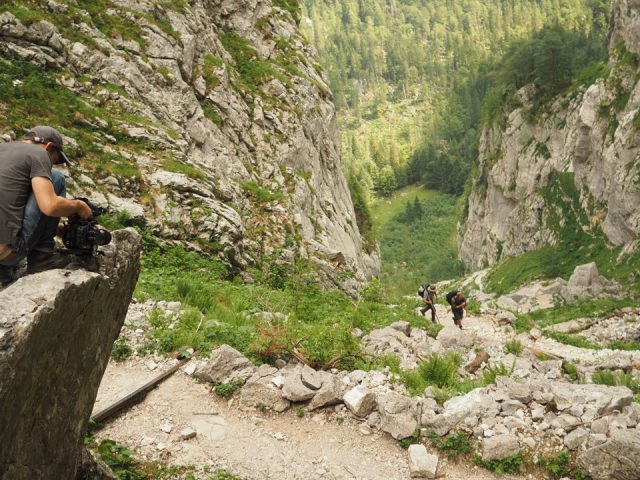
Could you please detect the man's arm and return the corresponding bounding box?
[32,177,92,219]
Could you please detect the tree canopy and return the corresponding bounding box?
[301,0,609,199]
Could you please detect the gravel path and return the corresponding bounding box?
[93,362,527,480]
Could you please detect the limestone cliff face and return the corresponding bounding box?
[0,0,379,293]
[459,0,640,270]
[0,229,141,480]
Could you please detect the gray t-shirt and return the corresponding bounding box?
[0,142,53,246]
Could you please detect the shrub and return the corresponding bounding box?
[401,352,463,395]
[592,370,640,395]
[427,430,475,458]
[110,337,133,362]
[563,362,578,381]
[482,361,515,386]
[97,439,143,480]
[504,339,523,356]
[536,450,571,479]
[240,181,285,203]
[476,452,523,474]
[214,379,245,397]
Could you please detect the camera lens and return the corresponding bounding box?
[94,228,112,246]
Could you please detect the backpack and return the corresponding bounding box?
[418,284,430,297]
[446,290,457,305]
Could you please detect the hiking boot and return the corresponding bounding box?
[26,249,72,274]
[0,265,15,287]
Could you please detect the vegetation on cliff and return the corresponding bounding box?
[302,0,609,199]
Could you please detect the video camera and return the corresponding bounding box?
[62,198,112,255]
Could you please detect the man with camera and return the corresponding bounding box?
[0,126,93,286]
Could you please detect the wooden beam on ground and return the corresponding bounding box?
[91,358,190,425]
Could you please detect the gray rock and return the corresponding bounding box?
[180,427,197,441]
[377,391,418,440]
[408,444,438,479]
[507,383,532,404]
[577,429,640,480]
[436,326,476,349]
[194,344,256,385]
[551,414,581,432]
[428,389,499,436]
[390,321,411,336]
[549,383,633,416]
[343,386,376,417]
[307,374,343,411]
[282,367,316,402]
[564,427,589,451]
[591,417,610,435]
[536,360,563,379]
[481,434,520,461]
[300,364,323,390]
[0,229,141,480]
[500,400,526,416]
[239,379,290,413]
[563,262,611,299]
[588,433,609,448]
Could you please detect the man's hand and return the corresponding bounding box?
[75,199,93,220]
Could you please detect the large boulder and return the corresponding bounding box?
[548,383,633,418]
[194,344,256,384]
[563,262,612,300]
[0,229,141,480]
[577,429,640,480]
[427,389,499,436]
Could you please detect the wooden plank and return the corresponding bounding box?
[91,358,190,424]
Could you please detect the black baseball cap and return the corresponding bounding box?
[25,126,71,164]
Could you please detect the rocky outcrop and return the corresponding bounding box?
[577,429,640,480]
[459,0,640,270]
[0,0,379,294]
[0,229,141,480]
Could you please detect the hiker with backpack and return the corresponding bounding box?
[418,283,438,324]
[445,290,467,329]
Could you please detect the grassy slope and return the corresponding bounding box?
[485,172,640,297]
[370,185,465,298]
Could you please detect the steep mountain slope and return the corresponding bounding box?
[459,0,640,291]
[301,0,606,198]
[0,0,379,294]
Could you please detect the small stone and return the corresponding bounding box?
[156,443,167,451]
[180,427,196,440]
[274,432,285,441]
[159,422,173,434]
[271,375,286,389]
[359,425,372,436]
[183,362,197,376]
[146,360,158,371]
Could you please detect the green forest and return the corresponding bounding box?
[301,0,609,202]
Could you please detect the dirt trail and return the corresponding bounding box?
[94,362,527,480]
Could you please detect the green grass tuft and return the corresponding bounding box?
[162,159,207,180]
